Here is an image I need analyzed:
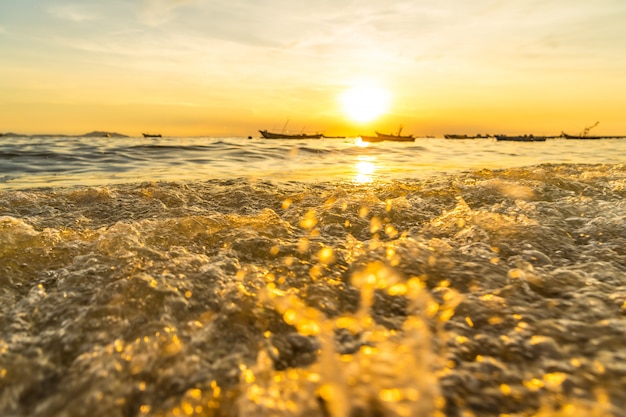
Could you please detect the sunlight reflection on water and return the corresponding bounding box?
[354,157,376,183]
[2,136,626,189]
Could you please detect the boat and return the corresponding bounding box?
[495,135,546,142]
[562,122,602,140]
[562,133,601,139]
[142,133,162,138]
[375,131,415,142]
[445,133,491,139]
[561,133,606,140]
[562,133,626,139]
[259,130,323,139]
[361,126,415,142]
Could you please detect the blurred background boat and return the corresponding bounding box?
[495,134,546,142]
[259,130,323,139]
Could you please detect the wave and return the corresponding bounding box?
[1,163,625,416]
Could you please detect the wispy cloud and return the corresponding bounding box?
[47,3,97,22]
[137,0,200,26]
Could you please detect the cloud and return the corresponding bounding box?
[47,3,97,22]
[25,0,626,88]
[138,0,200,26]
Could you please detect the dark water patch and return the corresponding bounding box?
[297,146,335,155]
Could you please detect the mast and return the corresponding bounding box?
[281,118,290,133]
[581,121,599,137]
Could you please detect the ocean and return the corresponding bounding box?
[1,135,625,417]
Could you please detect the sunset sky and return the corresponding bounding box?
[1,0,625,137]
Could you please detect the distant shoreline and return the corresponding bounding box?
[0,131,129,138]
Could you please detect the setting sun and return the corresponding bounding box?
[339,81,391,123]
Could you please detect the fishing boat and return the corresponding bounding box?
[562,133,626,139]
[561,133,605,140]
[142,133,162,138]
[445,133,491,139]
[495,135,546,142]
[561,121,600,140]
[259,130,323,139]
[374,131,415,142]
[361,126,415,142]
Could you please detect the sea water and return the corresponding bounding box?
[2,135,625,189]
[1,136,625,417]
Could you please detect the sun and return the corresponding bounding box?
[339,81,391,123]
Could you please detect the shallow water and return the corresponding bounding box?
[1,136,626,416]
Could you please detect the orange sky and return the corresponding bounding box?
[1,0,626,137]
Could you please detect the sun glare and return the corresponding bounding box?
[340,81,391,123]
[354,157,377,183]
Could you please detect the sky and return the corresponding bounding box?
[1,0,626,137]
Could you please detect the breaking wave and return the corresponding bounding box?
[1,163,625,416]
